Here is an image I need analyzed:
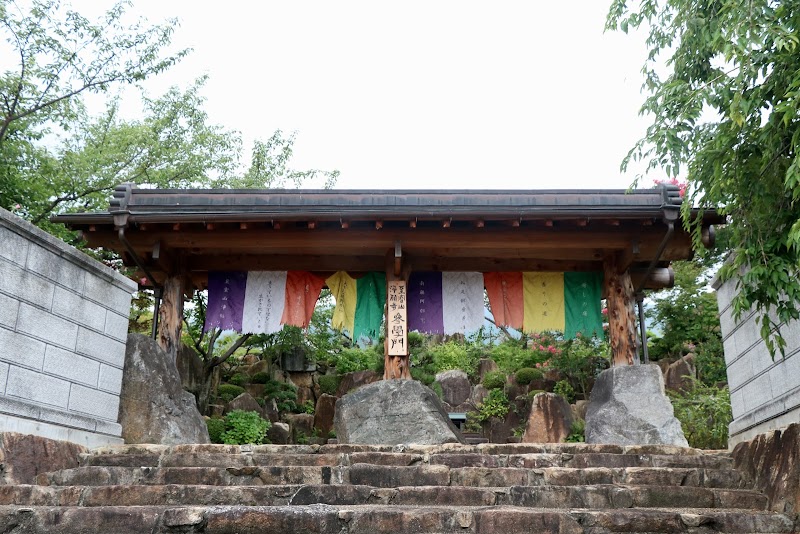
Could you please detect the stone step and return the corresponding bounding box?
[0,505,793,533]
[39,463,746,489]
[79,447,734,471]
[0,484,769,510]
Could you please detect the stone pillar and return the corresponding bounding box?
[604,255,637,366]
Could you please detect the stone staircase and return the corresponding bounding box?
[1,442,796,533]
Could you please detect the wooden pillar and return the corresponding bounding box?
[384,244,411,380]
[157,274,185,362]
[603,254,637,366]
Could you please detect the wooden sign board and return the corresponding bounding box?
[387,280,408,356]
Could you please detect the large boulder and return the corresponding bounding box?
[664,354,696,392]
[224,392,264,418]
[336,370,381,396]
[119,334,210,444]
[585,364,688,447]
[334,379,466,445]
[434,370,472,406]
[732,423,800,513]
[175,344,206,398]
[313,394,337,438]
[523,392,573,443]
[0,432,86,484]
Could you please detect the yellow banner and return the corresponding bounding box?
[326,271,357,335]
[523,272,565,332]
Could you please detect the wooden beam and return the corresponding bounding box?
[157,274,186,362]
[603,254,637,366]
[239,222,248,230]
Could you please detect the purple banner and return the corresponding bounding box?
[407,272,444,334]
[205,271,247,332]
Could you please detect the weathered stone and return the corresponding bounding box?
[241,353,260,366]
[733,423,800,514]
[485,409,522,444]
[435,370,472,406]
[0,433,86,484]
[334,379,466,445]
[119,333,210,444]
[522,392,573,443]
[288,371,315,389]
[266,422,291,445]
[336,370,381,396]
[246,359,271,377]
[313,394,337,438]
[224,393,264,418]
[280,347,315,372]
[664,354,696,392]
[572,400,589,421]
[585,364,688,447]
[243,384,264,398]
[175,344,205,398]
[477,358,499,381]
[470,384,490,406]
[348,464,450,487]
[284,413,314,443]
[295,386,315,409]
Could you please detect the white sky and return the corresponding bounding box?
[72,1,653,190]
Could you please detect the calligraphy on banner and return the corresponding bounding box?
[387,280,407,356]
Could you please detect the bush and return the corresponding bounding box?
[411,367,435,386]
[489,341,548,373]
[430,381,444,399]
[547,337,609,399]
[220,410,271,445]
[477,389,510,421]
[565,419,585,443]
[334,347,379,374]
[318,375,342,396]
[263,380,298,412]
[206,417,225,443]
[482,371,507,390]
[228,373,248,387]
[429,342,479,377]
[302,399,315,414]
[553,380,575,403]
[218,384,245,403]
[251,371,271,384]
[668,378,731,449]
[515,367,543,386]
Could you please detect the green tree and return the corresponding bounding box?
[1,0,187,208]
[608,0,800,355]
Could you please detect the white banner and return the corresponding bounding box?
[242,271,287,334]
[442,272,484,334]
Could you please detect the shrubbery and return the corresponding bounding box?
[228,373,248,386]
[514,367,543,385]
[251,371,271,384]
[206,410,271,445]
[263,380,298,412]
[217,384,245,403]
[318,374,342,395]
[477,389,509,421]
[429,342,479,378]
[668,378,731,449]
[482,371,507,390]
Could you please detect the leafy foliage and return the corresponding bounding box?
[564,419,586,443]
[553,380,576,403]
[514,367,544,386]
[331,347,380,375]
[482,371,508,390]
[228,373,248,387]
[219,410,271,445]
[668,378,732,449]
[489,339,548,373]
[318,375,342,396]
[547,337,609,400]
[429,342,479,378]
[206,417,225,444]
[607,0,800,355]
[263,380,298,413]
[477,389,510,421]
[251,372,271,384]
[217,384,245,403]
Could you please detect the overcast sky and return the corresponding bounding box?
[73,1,653,190]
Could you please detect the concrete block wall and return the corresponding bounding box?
[714,275,800,447]
[0,208,136,447]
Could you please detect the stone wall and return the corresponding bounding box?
[714,275,800,447]
[0,208,136,447]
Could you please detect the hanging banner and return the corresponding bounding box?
[387,280,407,355]
[442,272,485,334]
[325,271,386,341]
[408,271,445,334]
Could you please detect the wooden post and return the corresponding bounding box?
[384,244,411,380]
[157,274,185,362]
[603,254,637,366]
